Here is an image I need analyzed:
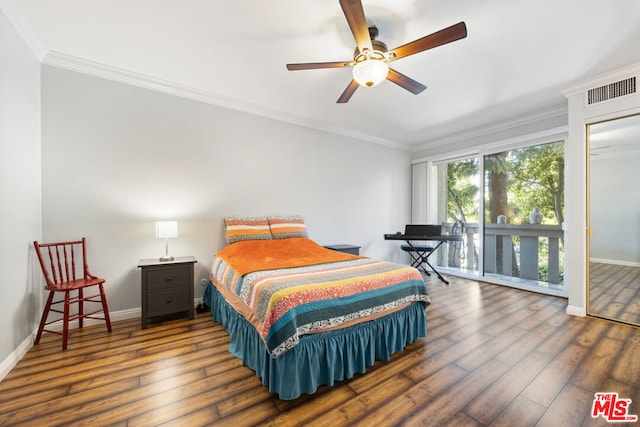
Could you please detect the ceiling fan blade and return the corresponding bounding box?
[339,0,373,54]
[337,79,359,103]
[387,68,427,94]
[387,22,467,62]
[287,61,352,71]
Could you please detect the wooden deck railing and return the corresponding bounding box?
[440,223,564,285]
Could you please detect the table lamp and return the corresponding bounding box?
[155,220,178,261]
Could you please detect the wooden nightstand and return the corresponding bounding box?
[323,244,361,255]
[137,256,197,329]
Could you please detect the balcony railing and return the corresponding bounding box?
[440,223,564,285]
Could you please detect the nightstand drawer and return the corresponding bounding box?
[147,288,190,314]
[138,256,197,329]
[146,267,190,290]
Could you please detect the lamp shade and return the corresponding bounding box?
[352,59,389,87]
[155,221,178,239]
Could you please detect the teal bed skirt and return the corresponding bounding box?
[204,282,427,400]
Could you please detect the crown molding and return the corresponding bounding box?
[38,49,574,155]
[562,61,640,97]
[411,125,568,165]
[411,106,568,153]
[42,50,412,152]
[0,0,48,60]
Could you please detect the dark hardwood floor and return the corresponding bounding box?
[0,275,638,426]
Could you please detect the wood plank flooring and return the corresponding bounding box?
[1,275,638,426]
[589,262,640,326]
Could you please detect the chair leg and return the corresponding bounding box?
[415,253,431,276]
[62,291,70,351]
[35,291,55,345]
[421,254,435,276]
[78,288,84,329]
[407,252,431,276]
[99,284,112,332]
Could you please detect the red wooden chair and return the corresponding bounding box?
[33,237,112,350]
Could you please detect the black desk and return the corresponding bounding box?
[384,233,461,284]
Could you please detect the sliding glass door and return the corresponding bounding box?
[433,157,480,275]
[428,139,566,296]
[483,141,565,295]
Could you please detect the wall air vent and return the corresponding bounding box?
[587,76,636,105]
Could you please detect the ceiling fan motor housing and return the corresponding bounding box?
[353,39,388,63]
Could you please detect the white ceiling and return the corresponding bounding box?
[7,0,640,151]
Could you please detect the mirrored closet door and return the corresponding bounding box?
[587,114,640,326]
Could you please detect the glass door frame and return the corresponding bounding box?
[429,154,482,277]
[424,131,568,297]
[586,113,640,326]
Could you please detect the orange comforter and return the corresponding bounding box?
[215,237,360,276]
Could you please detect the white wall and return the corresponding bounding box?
[590,151,640,264]
[41,66,412,313]
[564,62,640,316]
[0,10,42,364]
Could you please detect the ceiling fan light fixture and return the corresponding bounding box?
[285,1,467,102]
[352,59,389,87]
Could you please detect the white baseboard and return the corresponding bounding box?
[38,307,140,332]
[590,258,640,268]
[0,300,203,382]
[566,305,586,317]
[13,297,204,336]
[0,334,34,382]
[0,307,140,382]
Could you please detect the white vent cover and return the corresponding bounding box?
[587,76,636,105]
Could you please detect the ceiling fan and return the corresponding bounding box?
[286,0,467,103]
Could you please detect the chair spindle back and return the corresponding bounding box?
[34,238,89,287]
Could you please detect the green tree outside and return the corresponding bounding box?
[445,140,565,284]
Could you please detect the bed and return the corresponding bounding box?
[204,215,429,400]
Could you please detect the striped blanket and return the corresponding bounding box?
[210,238,429,357]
